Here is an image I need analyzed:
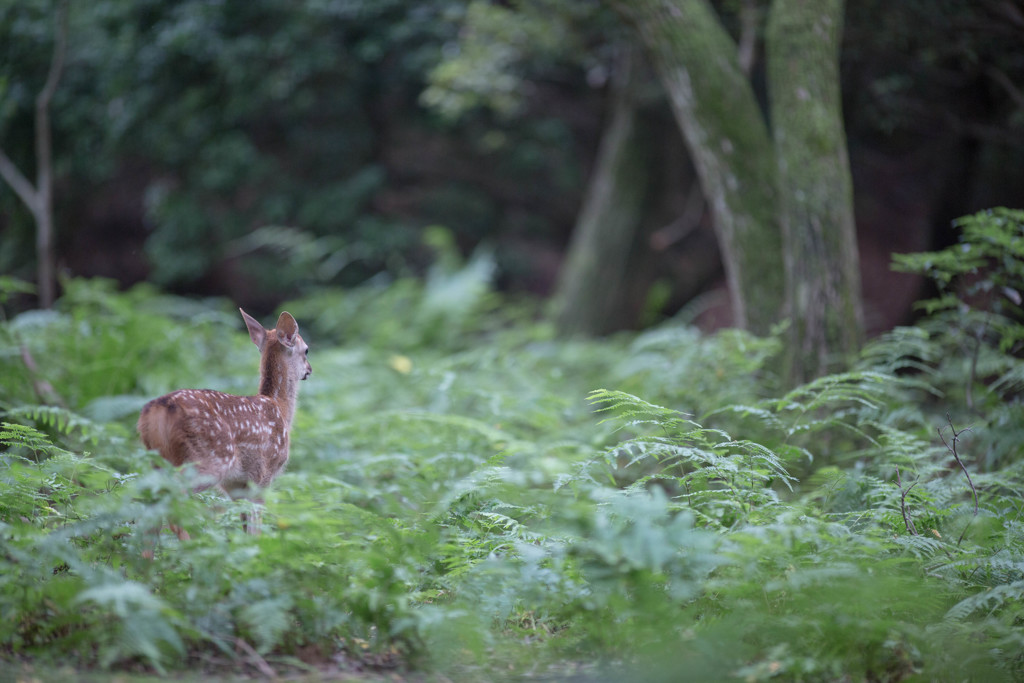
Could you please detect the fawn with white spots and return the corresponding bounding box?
[137,309,311,539]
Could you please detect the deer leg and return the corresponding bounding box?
[241,509,258,535]
[221,482,263,536]
[154,455,223,547]
[141,519,191,560]
[140,459,202,559]
[242,495,264,536]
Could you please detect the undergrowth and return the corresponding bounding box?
[1,208,1022,680]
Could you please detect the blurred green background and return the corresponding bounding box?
[2,0,1022,330]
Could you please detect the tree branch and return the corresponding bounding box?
[0,148,40,215]
[20,342,66,407]
[895,466,918,536]
[737,0,758,76]
[984,64,1024,112]
[234,637,277,678]
[35,0,68,192]
[939,415,978,515]
[938,414,978,546]
[33,0,70,309]
[36,0,70,125]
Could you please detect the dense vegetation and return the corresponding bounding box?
[1,209,1023,680]
[3,1,1022,322]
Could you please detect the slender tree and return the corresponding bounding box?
[0,0,68,309]
[552,48,652,337]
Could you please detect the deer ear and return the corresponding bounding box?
[240,308,267,350]
[276,311,298,347]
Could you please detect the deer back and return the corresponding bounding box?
[137,309,311,496]
[137,390,290,492]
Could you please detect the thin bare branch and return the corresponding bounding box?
[20,343,67,407]
[737,0,758,76]
[36,0,70,119]
[650,183,704,250]
[985,64,1024,111]
[35,0,69,191]
[0,148,39,214]
[939,414,978,515]
[895,466,918,536]
[234,637,277,679]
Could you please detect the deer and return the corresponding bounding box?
[137,309,311,544]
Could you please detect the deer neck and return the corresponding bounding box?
[258,357,299,427]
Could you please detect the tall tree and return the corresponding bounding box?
[551,48,651,337]
[0,0,68,308]
[767,0,862,377]
[614,0,782,335]
[616,0,862,378]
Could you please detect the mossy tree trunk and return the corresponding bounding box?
[613,0,863,376]
[613,0,783,334]
[767,0,863,380]
[553,49,652,337]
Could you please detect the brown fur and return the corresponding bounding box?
[137,309,311,537]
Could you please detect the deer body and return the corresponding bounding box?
[138,390,293,495]
[137,309,311,522]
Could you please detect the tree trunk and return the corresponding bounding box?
[553,49,651,337]
[767,0,863,380]
[34,0,68,309]
[0,0,67,309]
[613,0,784,334]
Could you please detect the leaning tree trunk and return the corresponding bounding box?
[767,0,863,380]
[613,0,784,334]
[553,49,651,337]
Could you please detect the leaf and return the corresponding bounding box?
[76,581,184,673]
[239,595,294,653]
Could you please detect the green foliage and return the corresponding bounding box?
[893,207,1024,468]
[893,207,1024,349]
[421,0,581,121]
[0,0,585,293]
[2,212,1024,678]
[1,278,244,410]
[283,228,535,354]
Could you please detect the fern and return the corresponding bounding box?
[588,388,693,428]
[4,404,120,452]
[575,391,796,532]
[75,581,187,673]
[237,592,295,654]
[3,232,1024,679]
[1,421,72,459]
[945,580,1024,621]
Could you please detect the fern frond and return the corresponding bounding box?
[856,326,940,379]
[587,389,691,429]
[5,404,111,448]
[775,371,894,415]
[892,534,951,559]
[945,580,1024,621]
[0,420,73,459]
[719,439,796,489]
[702,404,785,431]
